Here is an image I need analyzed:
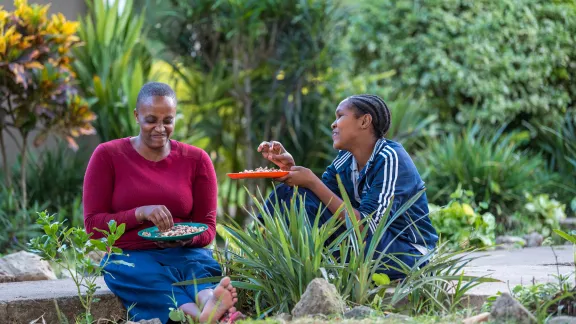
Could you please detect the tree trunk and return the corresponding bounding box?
[0,127,11,189]
[19,132,28,210]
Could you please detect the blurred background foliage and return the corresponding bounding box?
[1,0,575,253]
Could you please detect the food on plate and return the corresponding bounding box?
[150,224,204,237]
[238,167,282,173]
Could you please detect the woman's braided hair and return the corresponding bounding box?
[346,94,391,138]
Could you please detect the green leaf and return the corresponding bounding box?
[554,229,576,244]
[90,239,107,251]
[372,273,390,286]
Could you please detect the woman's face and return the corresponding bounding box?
[331,100,371,150]
[134,96,176,149]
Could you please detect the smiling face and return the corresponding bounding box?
[134,95,176,149]
[331,99,373,150]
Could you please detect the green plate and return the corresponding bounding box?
[138,222,208,241]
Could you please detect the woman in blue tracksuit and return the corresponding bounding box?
[258,94,438,279]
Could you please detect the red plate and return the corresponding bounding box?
[227,171,289,179]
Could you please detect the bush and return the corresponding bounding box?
[416,124,552,220]
[430,186,496,249]
[176,181,494,317]
[533,110,576,214]
[0,185,45,253]
[0,0,96,208]
[348,0,576,124]
[510,193,566,237]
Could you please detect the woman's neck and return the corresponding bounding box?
[132,135,171,162]
[349,137,378,170]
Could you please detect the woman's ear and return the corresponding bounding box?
[362,114,372,129]
[133,109,139,124]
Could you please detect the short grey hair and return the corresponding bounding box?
[136,82,177,109]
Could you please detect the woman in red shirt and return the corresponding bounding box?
[83,82,237,323]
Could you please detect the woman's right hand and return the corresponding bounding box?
[257,141,295,170]
[135,205,174,232]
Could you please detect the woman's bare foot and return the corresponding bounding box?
[199,277,237,323]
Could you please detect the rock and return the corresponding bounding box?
[523,232,544,248]
[549,316,576,324]
[496,236,526,246]
[126,319,162,324]
[291,278,345,318]
[490,293,537,323]
[495,236,526,250]
[344,305,375,319]
[0,251,56,282]
[384,313,412,321]
[0,260,16,283]
[272,313,292,322]
[462,312,491,324]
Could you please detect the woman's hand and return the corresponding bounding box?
[257,141,295,170]
[277,166,320,189]
[135,205,174,232]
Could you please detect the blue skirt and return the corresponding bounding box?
[102,247,221,323]
[263,184,423,280]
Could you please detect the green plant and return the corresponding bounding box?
[484,275,576,321]
[0,0,96,208]
[73,0,151,142]
[533,111,576,214]
[7,142,88,227]
[0,184,46,253]
[28,212,132,324]
[417,124,551,220]
[429,186,496,250]
[511,193,566,237]
[382,244,498,315]
[347,0,576,124]
[177,177,493,317]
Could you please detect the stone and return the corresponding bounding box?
[495,236,526,250]
[490,293,537,323]
[549,316,576,324]
[343,305,375,319]
[496,236,526,246]
[462,312,491,324]
[0,260,16,283]
[291,278,345,318]
[126,319,162,324]
[272,313,292,322]
[523,232,544,248]
[0,251,56,282]
[384,313,412,321]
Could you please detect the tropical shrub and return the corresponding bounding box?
[0,0,95,207]
[347,0,576,124]
[416,124,552,220]
[429,186,496,250]
[73,0,151,142]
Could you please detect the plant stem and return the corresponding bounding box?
[0,126,11,189]
[19,129,28,210]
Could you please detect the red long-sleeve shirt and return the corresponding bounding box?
[82,138,217,250]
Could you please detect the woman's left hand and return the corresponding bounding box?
[277,166,318,188]
[155,240,193,249]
